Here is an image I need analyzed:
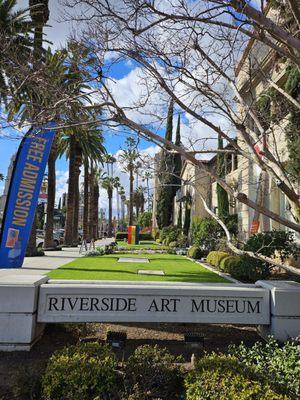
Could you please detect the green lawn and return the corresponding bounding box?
[116,240,167,250]
[48,253,229,283]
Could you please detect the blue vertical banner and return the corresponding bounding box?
[0,122,56,268]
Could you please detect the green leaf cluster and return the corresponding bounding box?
[229,338,300,398]
[42,342,118,400]
[185,354,290,400]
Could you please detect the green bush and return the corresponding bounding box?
[244,231,299,261]
[219,255,242,273]
[176,234,188,248]
[116,231,153,241]
[42,343,118,400]
[140,233,153,240]
[116,231,128,240]
[169,241,178,248]
[138,212,152,228]
[192,217,223,252]
[185,354,290,400]
[123,345,183,400]
[206,251,229,267]
[188,246,203,259]
[229,337,300,398]
[237,256,271,282]
[159,226,181,244]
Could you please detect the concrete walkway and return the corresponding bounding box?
[0,237,114,278]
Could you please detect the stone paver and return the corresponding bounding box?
[0,237,114,278]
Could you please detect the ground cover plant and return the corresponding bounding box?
[48,253,229,283]
[229,337,300,398]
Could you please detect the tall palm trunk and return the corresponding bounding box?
[64,135,76,245]
[129,168,134,226]
[44,140,57,248]
[107,188,113,237]
[88,161,94,240]
[26,0,49,256]
[72,141,82,244]
[93,181,99,239]
[83,159,89,240]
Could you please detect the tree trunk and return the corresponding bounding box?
[44,141,57,248]
[129,168,134,226]
[83,159,89,240]
[72,142,82,244]
[108,189,113,237]
[88,161,94,239]
[26,216,38,256]
[93,181,99,239]
[64,135,76,245]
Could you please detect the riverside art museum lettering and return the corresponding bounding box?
[47,295,261,315]
[37,288,269,325]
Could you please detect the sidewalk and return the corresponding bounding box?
[0,237,114,278]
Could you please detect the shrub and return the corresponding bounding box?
[219,255,242,273]
[229,337,300,398]
[237,256,271,282]
[177,234,188,248]
[159,226,181,243]
[42,343,118,400]
[192,217,223,251]
[188,246,203,259]
[140,233,153,240]
[169,241,178,248]
[123,345,183,400]
[138,212,152,228]
[116,231,128,240]
[244,231,299,261]
[85,248,105,257]
[156,238,162,244]
[185,354,290,400]
[206,251,229,267]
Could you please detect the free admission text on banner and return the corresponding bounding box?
[0,123,56,268]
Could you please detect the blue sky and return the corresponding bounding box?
[0,1,157,200]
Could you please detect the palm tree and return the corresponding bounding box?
[119,186,126,230]
[0,0,32,102]
[118,136,139,226]
[142,171,153,212]
[101,175,117,237]
[59,127,105,245]
[113,177,121,228]
[26,0,49,256]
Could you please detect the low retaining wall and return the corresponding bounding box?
[0,275,299,351]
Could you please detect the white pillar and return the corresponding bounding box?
[0,274,48,351]
[256,280,300,341]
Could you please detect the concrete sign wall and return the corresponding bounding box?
[37,281,270,325]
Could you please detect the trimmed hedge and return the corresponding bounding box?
[188,246,203,259]
[219,255,242,273]
[42,343,118,400]
[206,251,229,267]
[116,232,128,240]
[185,354,290,400]
[116,232,153,241]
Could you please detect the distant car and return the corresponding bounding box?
[36,230,61,248]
